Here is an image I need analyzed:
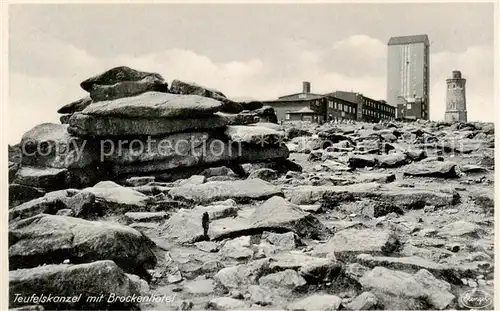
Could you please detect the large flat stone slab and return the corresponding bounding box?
[287,294,342,311]
[208,214,253,241]
[206,200,327,242]
[158,209,208,244]
[90,77,168,102]
[81,91,222,118]
[108,138,289,176]
[224,125,284,146]
[159,201,239,243]
[376,184,460,208]
[404,161,460,178]
[311,229,399,261]
[214,258,271,290]
[355,254,462,283]
[355,173,396,184]
[437,220,485,238]
[9,189,79,221]
[13,166,68,191]
[169,178,283,204]
[101,132,209,165]
[68,113,229,136]
[269,252,334,271]
[258,269,307,294]
[359,267,455,310]
[285,183,459,208]
[376,152,409,168]
[215,111,257,125]
[269,251,340,282]
[10,182,150,220]
[249,196,329,239]
[283,183,382,205]
[81,181,150,213]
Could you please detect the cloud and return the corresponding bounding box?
[8,35,494,144]
[9,35,100,80]
[322,34,387,78]
[8,41,269,144]
[8,73,88,144]
[332,34,386,59]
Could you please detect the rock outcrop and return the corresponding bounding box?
[9,214,157,276]
[8,65,494,311]
[12,66,288,192]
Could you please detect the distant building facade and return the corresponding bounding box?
[328,91,395,123]
[287,107,319,121]
[444,70,467,122]
[328,91,364,120]
[387,34,430,120]
[396,96,423,120]
[264,82,394,123]
[262,82,326,123]
[325,96,358,122]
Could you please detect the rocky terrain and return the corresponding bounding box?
[8,66,495,310]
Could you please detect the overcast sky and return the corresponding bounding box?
[8,3,495,143]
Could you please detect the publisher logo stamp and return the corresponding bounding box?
[459,289,493,309]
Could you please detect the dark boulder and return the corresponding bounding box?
[89,77,169,102]
[59,114,71,124]
[57,95,93,114]
[170,79,243,113]
[404,161,460,178]
[80,66,164,92]
[9,184,45,208]
[348,155,377,168]
[376,153,409,168]
[9,214,157,277]
[239,100,264,111]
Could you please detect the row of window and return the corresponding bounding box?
[447,83,462,89]
[364,108,393,115]
[327,100,356,114]
[364,100,395,113]
[362,109,393,119]
[285,111,394,121]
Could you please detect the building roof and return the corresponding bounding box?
[388,35,429,46]
[324,91,359,104]
[289,107,315,114]
[264,89,395,109]
[264,94,324,103]
[277,92,324,100]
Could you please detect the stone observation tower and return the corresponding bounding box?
[444,70,467,122]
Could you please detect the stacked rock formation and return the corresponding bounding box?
[10,66,289,195]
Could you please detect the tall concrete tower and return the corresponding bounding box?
[444,70,467,122]
[387,35,430,120]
